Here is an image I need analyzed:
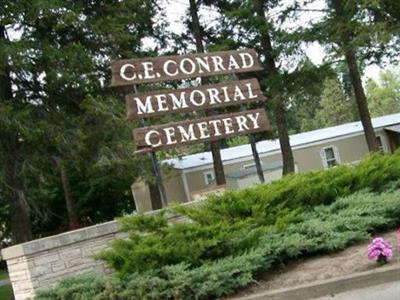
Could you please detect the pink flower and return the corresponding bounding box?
[367,237,392,263]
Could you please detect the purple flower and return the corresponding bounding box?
[368,237,393,264]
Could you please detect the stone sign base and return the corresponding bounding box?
[1,209,186,300]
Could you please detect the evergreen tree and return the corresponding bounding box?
[0,24,33,242]
[204,0,296,175]
[1,0,161,240]
[303,0,398,151]
[188,0,226,185]
[313,77,356,128]
[284,59,335,132]
[329,0,379,151]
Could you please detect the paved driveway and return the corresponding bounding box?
[314,281,400,300]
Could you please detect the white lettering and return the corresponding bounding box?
[246,82,258,99]
[239,52,254,69]
[197,122,210,139]
[209,119,222,136]
[222,118,234,134]
[135,96,154,114]
[195,57,211,74]
[178,125,197,142]
[155,94,168,112]
[221,86,230,102]
[228,55,240,70]
[233,86,246,101]
[163,127,177,145]
[142,62,156,79]
[190,90,206,106]
[236,116,249,132]
[247,112,261,129]
[144,130,162,147]
[120,64,137,81]
[170,92,189,110]
[163,60,179,76]
[211,56,225,71]
[180,58,196,75]
[208,88,222,105]
[141,111,263,149]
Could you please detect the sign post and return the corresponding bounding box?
[132,84,167,207]
[249,132,265,182]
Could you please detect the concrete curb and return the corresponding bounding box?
[232,264,400,300]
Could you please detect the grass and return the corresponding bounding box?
[0,284,13,300]
[0,270,9,281]
[0,269,13,300]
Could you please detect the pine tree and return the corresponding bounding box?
[0,25,33,242]
[1,0,161,239]
[313,77,356,128]
[188,0,226,185]
[203,0,296,175]
[303,0,395,151]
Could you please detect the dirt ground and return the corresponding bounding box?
[228,231,400,299]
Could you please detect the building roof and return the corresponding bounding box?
[162,112,400,170]
[385,124,400,133]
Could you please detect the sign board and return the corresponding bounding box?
[111,49,263,86]
[133,109,270,151]
[125,78,266,120]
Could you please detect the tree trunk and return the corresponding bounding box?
[331,0,379,152]
[0,26,12,102]
[344,51,379,152]
[148,150,167,207]
[253,0,295,175]
[189,0,226,185]
[249,133,265,182]
[3,151,33,243]
[1,25,33,243]
[58,160,80,229]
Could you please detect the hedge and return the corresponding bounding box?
[98,152,400,274]
[37,188,400,299]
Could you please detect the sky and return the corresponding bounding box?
[156,0,397,82]
[7,0,397,83]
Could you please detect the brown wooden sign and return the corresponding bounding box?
[125,78,266,120]
[133,109,270,152]
[111,49,263,86]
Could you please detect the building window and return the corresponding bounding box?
[320,146,340,168]
[203,171,215,185]
[376,136,384,152]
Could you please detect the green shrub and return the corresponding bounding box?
[36,249,269,300]
[99,152,400,274]
[181,151,400,226]
[96,214,265,274]
[40,189,400,300]
[97,248,270,300]
[35,275,106,300]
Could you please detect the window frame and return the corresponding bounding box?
[203,171,215,186]
[376,135,385,152]
[320,145,341,168]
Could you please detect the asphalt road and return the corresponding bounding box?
[0,279,10,287]
[314,281,400,300]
